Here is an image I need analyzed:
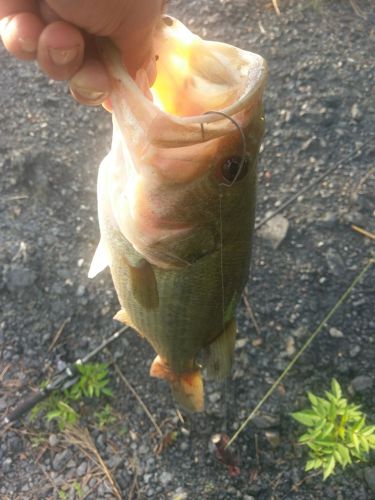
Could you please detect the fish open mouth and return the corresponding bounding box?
[148,16,267,122]
[100,16,268,148]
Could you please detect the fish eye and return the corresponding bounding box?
[218,155,248,185]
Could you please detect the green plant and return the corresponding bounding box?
[72,481,84,498]
[46,400,79,430]
[291,378,375,479]
[94,404,118,428]
[30,362,113,430]
[68,363,113,399]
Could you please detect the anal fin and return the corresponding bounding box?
[150,355,204,412]
[205,319,237,380]
[113,309,138,332]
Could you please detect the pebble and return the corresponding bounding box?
[3,458,12,473]
[252,414,280,429]
[329,327,344,338]
[4,265,36,292]
[0,398,7,411]
[77,461,88,477]
[258,214,289,249]
[349,375,373,394]
[351,103,363,121]
[48,434,59,447]
[208,391,221,404]
[325,248,345,277]
[159,471,173,486]
[52,449,73,471]
[264,431,281,448]
[171,488,188,500]
[364,467,375,492]
[349,345,361,358]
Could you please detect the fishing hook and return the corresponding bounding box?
[200,110,247,187]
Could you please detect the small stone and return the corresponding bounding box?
[349,345,361,358]
[48,434,59,447]
[350,376,373,394]
[180,442,189,451]
[3,458,12,473]
[351,103,363,121]
[285,336,296,356]
[171,488,188,500]
[329,327,344,338]
[258,214,289,249]
[364,467,375,492]
[208,392,221,404]
[52,449,73,471]
[0,398,7,412]
[325,248,345,277]
[235,338,248,349]
[4,265,37,292]
[76,284,86,297]
[252,414,280,429]
[159,471,173,486]
[77,461,87,477]
[264,431,281,448]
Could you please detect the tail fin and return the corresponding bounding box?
[150,355,204,412]
[205,319,237,380]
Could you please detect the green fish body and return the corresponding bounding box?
[90,17,267,410]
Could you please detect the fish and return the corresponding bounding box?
[89,16,268,411]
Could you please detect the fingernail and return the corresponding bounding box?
[48,46,79,66]
[70,84,106,104]
[18,37,37,53]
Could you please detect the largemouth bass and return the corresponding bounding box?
[89,16,267,411]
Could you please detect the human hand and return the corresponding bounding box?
[0,0,164,105]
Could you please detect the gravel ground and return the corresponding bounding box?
[1,0,374,498]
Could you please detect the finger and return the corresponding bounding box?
[0,12,44,60]
[37,20,84,80]
[69,58,110,106]
[0,0,38,19]
[46,0,164,74]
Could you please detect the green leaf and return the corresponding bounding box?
[336,443,351,466]
[291,410,321,427]
[359,435,370,453]
[305,459,322,471]
[353,417,365,432]
[331,379,342,399]
[323,456,336,480]
[307,392,318,406]
[352,433,360,453]
[320,422,334,438]
[362,425,375,437]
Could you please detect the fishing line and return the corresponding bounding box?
[201,110,247,430]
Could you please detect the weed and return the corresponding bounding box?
[46,400,79,430]
[69,363,113,400]
[30,362,113,430]
[94,404,118,428]
[72,480,84,498]
[291,378,375,479]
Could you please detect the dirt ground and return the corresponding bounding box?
[1,0,374,498]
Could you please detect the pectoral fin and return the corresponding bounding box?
[205,319,237,380]
[88,239,109,278]
[127,258,159,310]
[150,355,204,412]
